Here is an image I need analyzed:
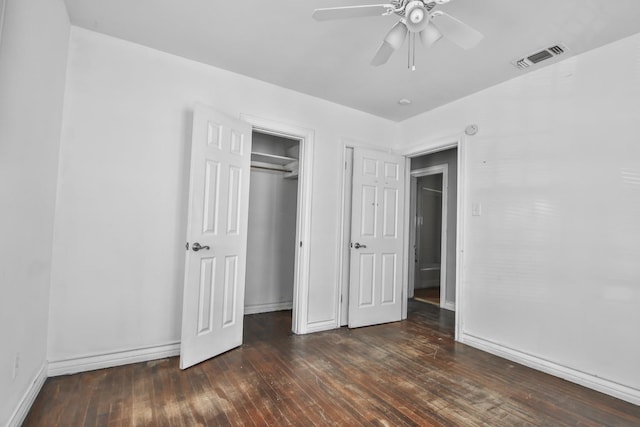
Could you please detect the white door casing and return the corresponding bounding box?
[180,105,252,369]
[349,148,405,328]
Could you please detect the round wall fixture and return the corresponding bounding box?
[465,124,478,135]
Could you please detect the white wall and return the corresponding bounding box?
[400,32,640,401]
[47,27,397,364]
[0,0,69,424]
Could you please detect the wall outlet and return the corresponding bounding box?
[12,352,19,380]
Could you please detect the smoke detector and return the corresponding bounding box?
[512,43,569,70]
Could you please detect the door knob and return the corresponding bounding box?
[192,242,210,252]
[353,243,367,249]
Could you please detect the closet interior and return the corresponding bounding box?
[244,131,300,315]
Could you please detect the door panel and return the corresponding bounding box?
[222,255,238,326]
[361,185,378,236]
[180,105,251,369]
[358,253,375,307]
[197,257,215,335]
[226,166,242,234]
[381,253,397,304]
[383,188,398,238]
[384,162,399,180]
[349,147,405,328]
[203,161,220,234]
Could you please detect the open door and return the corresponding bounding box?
[348,147,405,328]
[180,105,252,369]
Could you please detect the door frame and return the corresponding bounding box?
[409,164,449,309]
[240,114,314,335]
[338,147,354,326]
[401,134,467,341]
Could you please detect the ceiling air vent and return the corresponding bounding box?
[512,43,569,70]
[548,44,565,55]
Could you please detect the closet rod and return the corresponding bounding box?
[251,165,292,173]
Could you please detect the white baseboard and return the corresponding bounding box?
[461,333,640,406]
[304,319,338,334]
[441,301,456,311]
[7,362,47,427]
[48,341,180,377]
[244,301,292,315]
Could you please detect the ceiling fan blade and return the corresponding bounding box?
[371,21,408,66]
[312,4,395,21]
[371,43,396,66]
[431,11,483,49]
[419,22,442,48]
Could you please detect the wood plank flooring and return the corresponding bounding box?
[413,288,440,306]
[24,301,640,426]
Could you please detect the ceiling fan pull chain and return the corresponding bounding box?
[407,31,411,69]
[407,32,416,71]
[412,32,417,71]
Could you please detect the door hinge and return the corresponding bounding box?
[299,241,303,248]
[185,242,189,250]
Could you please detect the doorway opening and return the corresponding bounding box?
[413,170,445,307]
[242,115,314,336]
[245,130,302,332]
[408,148,457,312]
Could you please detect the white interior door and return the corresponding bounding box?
[180,105,252,369]
[349,147,405,328]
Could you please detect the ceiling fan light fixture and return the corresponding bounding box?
[409,8,424,23]
[405,1,429,33]
[385,21,409,49]
[420,22,442,47]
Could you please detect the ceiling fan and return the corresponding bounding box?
[312,0,484,70]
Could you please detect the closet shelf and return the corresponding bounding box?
[251,151,296,166]
[250,160,291,172]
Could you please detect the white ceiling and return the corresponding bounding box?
[62,0,640,122]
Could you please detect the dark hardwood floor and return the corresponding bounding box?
[25,301,640,426]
